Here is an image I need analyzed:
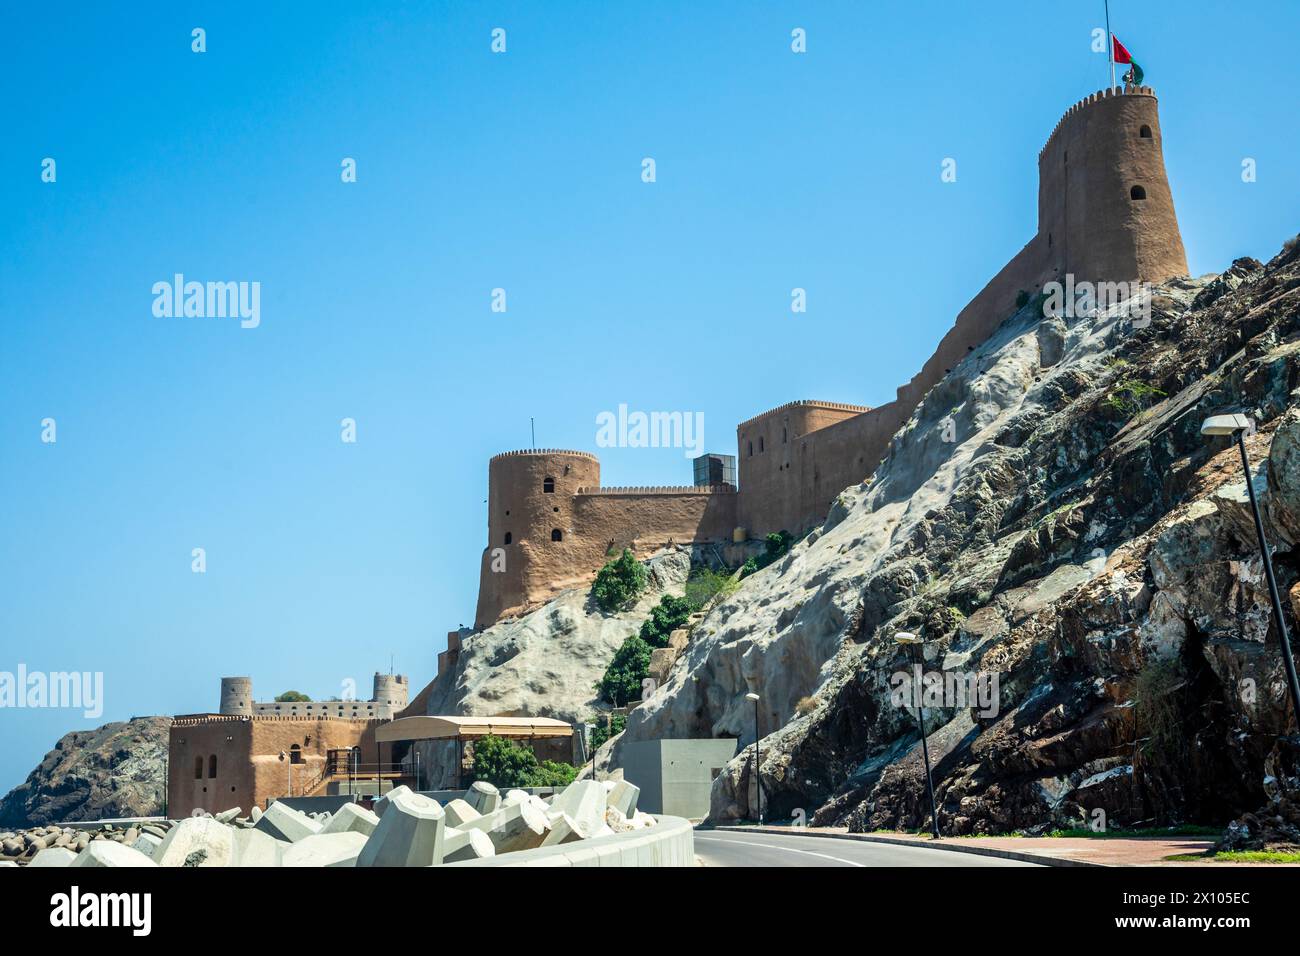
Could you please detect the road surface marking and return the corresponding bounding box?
[696,835,867,867]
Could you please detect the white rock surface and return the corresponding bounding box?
[70,841,157,867]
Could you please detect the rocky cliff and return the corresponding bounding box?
[614,236,1300,834]
[0,717,171,827]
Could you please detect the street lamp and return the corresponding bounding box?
[745,692,763,825]
[1202,414,1300,724]
[895,632,941,839]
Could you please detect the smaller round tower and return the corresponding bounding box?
[219,676,253,716]
[372,672,408,712]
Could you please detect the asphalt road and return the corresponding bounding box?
[694,829,1044,867]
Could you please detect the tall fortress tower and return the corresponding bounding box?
[470,85,1188,630]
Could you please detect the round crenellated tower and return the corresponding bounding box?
[475,449,601,628]
[1036,85,1188,285]
[219,676,253,716]
[372,672,408,710]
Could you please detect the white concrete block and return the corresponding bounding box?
[232,827,287,867]
[320,802,379,838]
[356,791,446,867]
[373,784,412,818]
[281,831,368,867]
[254,802,322,843]
[442,798,480,829]
[466,780,501,815]
[214,807,242,824]
[607,780,640,817]
[70,842,158,867]
[28,846,77,867]
[441,826,494,863]
[154,817,235,867]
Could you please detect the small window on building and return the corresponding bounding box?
[290,744,303,765]
[1139,124,1152,138]
[551,529,563,542]
[758,437,765,453]
[543,477,555,493]
[747,441,753,457]
[1130,185,1147,200]
[194,756,204,779]
[782,427,787,443]
[1048,232,1052,248]
[504,531,512,545]
[209,755,218,778]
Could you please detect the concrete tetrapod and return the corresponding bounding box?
[28,847,77,867]
[154,817,236,867]
[282,832,368,867]
[255,802,323,843]
[320,802,380,837]
[442,798,480,829]
[459,797,550,853]
[356,791,447,867]
[441,826,495,863]
[466,780,501,815]
[70,842,158,867]
[549,780,608,839]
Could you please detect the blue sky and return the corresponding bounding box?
[1,1,1296,795]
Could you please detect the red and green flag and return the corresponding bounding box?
[1112,35,1144,86]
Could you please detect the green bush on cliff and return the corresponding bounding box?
[596,635,653,705]
[739,530,794,579]
[638,594,693,648]
[592,548,647,612]
[685,566,738,608]
[589,714,626,750]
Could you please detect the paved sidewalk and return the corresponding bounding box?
[709,825,1224,866]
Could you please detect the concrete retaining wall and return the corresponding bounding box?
[444,815,695,867]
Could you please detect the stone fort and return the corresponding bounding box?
[473,85,1188,629]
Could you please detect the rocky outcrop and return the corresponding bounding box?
[0,717,171,827]
[414,549,692,786]
[615,233,1300,834]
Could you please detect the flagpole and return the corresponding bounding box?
[1105,0,1115,90]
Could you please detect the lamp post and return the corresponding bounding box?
[745,692,763,825]
[1202,414,1300,725]
[895,632,941,839]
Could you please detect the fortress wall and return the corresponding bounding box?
[736,402,871,535]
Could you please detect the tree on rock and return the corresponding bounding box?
[596,635,653,705]
[591,548,647,612]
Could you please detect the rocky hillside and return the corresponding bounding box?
[0,717,171,827]
[614,236,1300,834]
[414,549,692,786]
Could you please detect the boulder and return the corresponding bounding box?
[28,846,77,867]
[440,826,495,863]
[356,791,447,867]
[254,802,322,843]
[154,816,235,868]
[320,803,379,838]
[281,832,368,867]
[465,781,500,815]
[70,841,157,867]
[232,827,287,867]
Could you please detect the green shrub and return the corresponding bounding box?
[592,548,647,612]
[1104,379,1167,419]
[468,734,579,789]
[596,635,654,705]
[739,530,794,579]
[639,594,693,648]
[589,714,627,751]
[275,690,311,702]
[685,567,738,609]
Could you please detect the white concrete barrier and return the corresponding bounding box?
[442,815,693,867]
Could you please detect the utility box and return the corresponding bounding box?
[620,738,739,820]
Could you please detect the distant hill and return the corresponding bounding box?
[0,716,171,827]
